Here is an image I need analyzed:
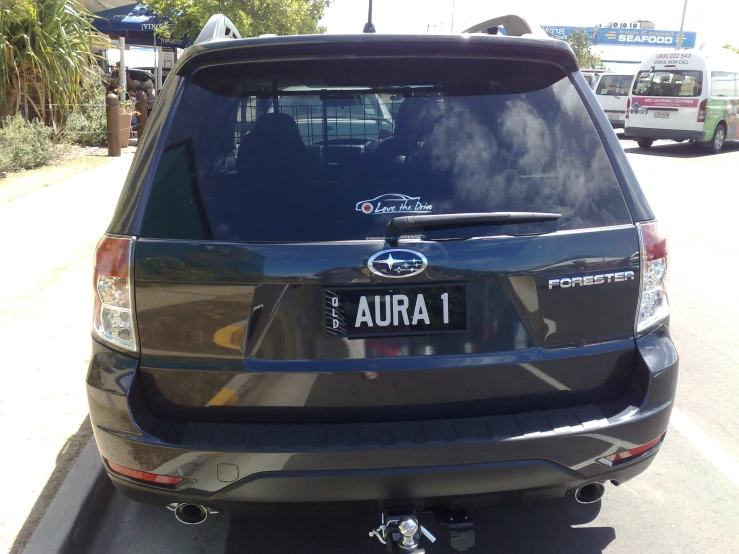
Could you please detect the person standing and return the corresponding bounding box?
[144,81,156,113]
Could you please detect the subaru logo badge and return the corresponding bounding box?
[367,249,428,279]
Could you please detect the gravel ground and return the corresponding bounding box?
[0,152,134,554]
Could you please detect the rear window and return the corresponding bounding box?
[142,58,630,242]
[596,75,633,96]
[632,70,703,97]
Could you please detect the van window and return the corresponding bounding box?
[596,75,632,96]
[633,70,703,97]
[711,72,738,97]
[141,58,630,243]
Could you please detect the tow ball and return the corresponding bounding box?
[369,510,475,553]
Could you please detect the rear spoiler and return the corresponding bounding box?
[462,14,549,38]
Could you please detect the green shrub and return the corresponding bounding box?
[0,114,55,174]
[63,70,108,147]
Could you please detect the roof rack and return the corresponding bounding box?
[195,14,241,45]
[462,14,547,38]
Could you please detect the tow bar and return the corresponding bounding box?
[368,510,475,552]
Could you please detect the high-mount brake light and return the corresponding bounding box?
[93,236,137,352]
[635,221,669,334]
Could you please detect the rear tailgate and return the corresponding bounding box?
[133,52,640,424]
[629,67,703,130]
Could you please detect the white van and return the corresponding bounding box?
[625,50,739,153]
[594,73,634,128]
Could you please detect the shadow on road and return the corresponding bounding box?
[225,497,614,553]
[622,140,739,159]
[9,416,92,554]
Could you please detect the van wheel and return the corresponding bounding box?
[710,123,727,154]
[637,139,654,149]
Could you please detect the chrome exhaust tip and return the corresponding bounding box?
[167,503,212,525]
[574,482,605,504]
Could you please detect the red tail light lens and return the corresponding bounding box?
[93,236,137,352]
[635,221,669,334]
[697,99,707,122]
[626,98,630,119]
[600,434,665,466]
[378,129,394,140]
[106,459,184,486]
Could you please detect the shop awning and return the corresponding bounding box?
[91,3,188,48]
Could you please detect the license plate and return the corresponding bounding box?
[653,111,670,119]
[326,285,466,337]
[607,113,622,120]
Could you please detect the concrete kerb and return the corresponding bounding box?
[23,437,114,554]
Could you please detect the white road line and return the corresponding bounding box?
[670,407,739,488]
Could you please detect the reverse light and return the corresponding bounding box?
[698,99,707,123]
[636,221,669,334]
[599,434,665,466]
[106,459,184,486]
[93,236,137,352]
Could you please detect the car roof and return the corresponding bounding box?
[176,33,578,75]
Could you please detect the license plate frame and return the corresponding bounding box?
[653,111,671,119]
[326,284,467,338]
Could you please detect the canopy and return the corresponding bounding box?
[91,3,188,48]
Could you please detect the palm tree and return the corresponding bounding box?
[1,0,99,125]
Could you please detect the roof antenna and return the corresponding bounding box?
[363,0,376,33]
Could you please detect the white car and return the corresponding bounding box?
[594,73,634,129]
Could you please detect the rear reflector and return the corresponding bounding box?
[93,235,137,352]
[600,434,665,466]
[106,459,184,486]
[635,221,669,334]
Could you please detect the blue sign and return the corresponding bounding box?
[542,26,697,49]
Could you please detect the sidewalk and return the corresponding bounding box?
[0,152,135,554]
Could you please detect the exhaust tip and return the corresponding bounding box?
[173,503,208,525]
[574,482,605,504]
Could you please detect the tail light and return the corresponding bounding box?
[93,235,137,352]
[697,99,707,122]
[626,98,630,119]
[378,129,394,140]
[635,221,669,334]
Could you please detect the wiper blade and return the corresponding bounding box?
[388,212,561,232]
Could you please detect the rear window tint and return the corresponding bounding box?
[142,58,630,242]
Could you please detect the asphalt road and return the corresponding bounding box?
[16,139,739,553]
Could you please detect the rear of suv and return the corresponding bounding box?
[88,16,678,519]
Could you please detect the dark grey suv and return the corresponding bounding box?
[87,13,677,547]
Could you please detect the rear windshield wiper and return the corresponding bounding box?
[388,212,561,233]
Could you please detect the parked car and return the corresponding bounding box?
[131,66,172,84]
[88,13,677,547]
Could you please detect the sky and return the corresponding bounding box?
[320,0,739,48]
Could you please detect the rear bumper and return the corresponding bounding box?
[623,126,703,141]
[88,330,678,508]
